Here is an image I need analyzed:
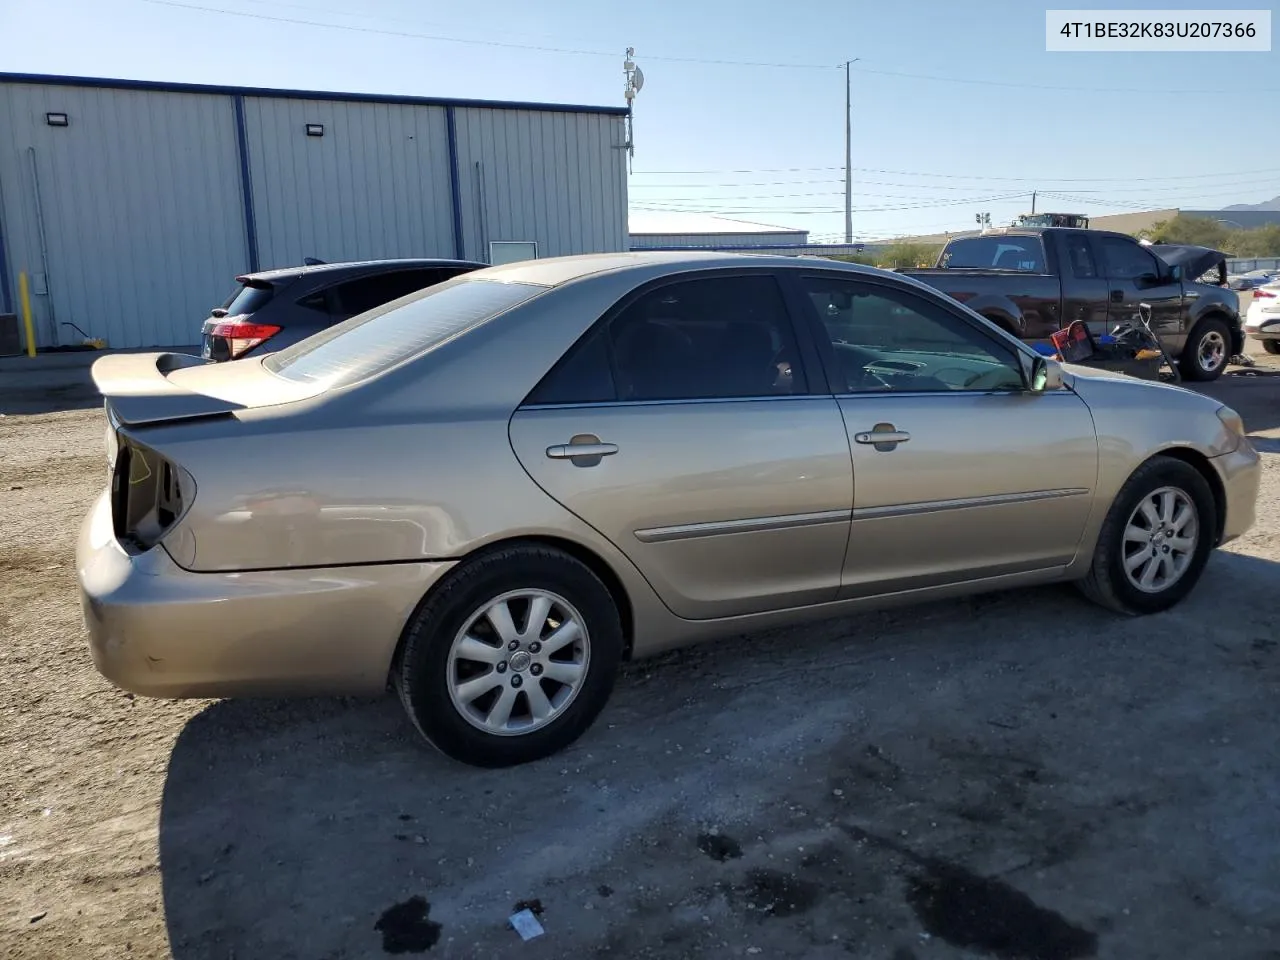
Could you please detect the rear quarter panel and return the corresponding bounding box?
[904,270,1062,339]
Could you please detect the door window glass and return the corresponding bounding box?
[330,269,445,319]
[1099,238,1159,280]
[525,327,617,405]
[296,290,331,314]
[608,276,804,401]
[1064,236,1098,278]
[802,276,1025,394]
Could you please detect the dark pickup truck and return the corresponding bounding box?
[902,227,1243,381]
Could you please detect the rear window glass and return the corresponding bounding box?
[939,237,1047,273]
[221,283,273,317]
[264,277,544,388]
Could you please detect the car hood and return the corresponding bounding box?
[1148,243,1229,281]
[1060,362,1241,454]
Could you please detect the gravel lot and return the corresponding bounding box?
[2,347,1278,960]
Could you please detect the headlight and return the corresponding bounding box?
[1216,405,1245,437]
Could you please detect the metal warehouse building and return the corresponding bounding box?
[0,73,629,349]
[629,212,809,249]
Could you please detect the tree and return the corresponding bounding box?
[875,242,943,270]
[1228,224,1280,258]
[1144,214,1232,250]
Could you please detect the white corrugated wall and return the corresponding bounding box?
[242,97,457,270]
[0,83,248,348]
[453,107,627,262]
[0,80,629,348]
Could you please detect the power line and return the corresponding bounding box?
[632,164,1280,182]
[142,0,830,67]
[138,0,1279,93]
[631,191,1032,214]
[845,64,1276,96]
[625,177,1280,202]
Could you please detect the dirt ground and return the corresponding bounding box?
[2,347,1278,960]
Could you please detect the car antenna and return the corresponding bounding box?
[303,256,326,266]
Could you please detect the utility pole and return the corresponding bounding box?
[1031,190,1036,215]
[842,58,858,244]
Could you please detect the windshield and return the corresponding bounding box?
[265,277,545,389]
[940,236,1047,273]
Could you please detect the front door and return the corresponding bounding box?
[792,272,1099,597]
[509,273,854,620]
[1056,231,1111,337]
[1093,234,1185,349]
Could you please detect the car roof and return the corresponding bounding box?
[238,258,487,285]
[469,250,884,288]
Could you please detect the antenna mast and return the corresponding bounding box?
[623,47,644,173]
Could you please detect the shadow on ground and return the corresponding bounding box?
[158,552,1280,959]
[0,380,102,416]
[1190,367,1280,436]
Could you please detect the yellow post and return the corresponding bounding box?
[18,272,36,358]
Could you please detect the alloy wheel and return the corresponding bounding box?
[446,589,590,736]
[1122,486,1199,594]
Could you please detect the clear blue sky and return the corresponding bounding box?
[2,0,1277,241]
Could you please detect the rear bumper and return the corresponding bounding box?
[77,490,456,698]
[1244,313,1280,340]
[1211,441,1261,546]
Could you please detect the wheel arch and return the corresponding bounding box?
[1149,446,1227,544]
[387,534,636,689]
[1188,309,1241,357]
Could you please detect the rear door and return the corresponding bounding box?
[793,271,1098,597]
[1093,234,1185,347]
[508,271,854,620]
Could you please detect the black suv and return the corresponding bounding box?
[201,258,486,361]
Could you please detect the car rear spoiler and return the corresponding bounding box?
[91,352,247,427]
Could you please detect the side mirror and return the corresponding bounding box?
[1026,354,1063,393]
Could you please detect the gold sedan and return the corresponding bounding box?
[78,253,1260,767]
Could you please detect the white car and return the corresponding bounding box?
[1244,281,1280,355]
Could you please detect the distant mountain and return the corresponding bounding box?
[1224,195,1280,212]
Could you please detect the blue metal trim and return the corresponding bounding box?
[232,95,260,272]
[0,200,11,314]
[445,106,465,260]
[0,73,629,117]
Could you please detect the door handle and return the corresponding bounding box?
[1110,289,1124,303]
[546,442,618,459]
[854,431,910,445]
[546,435,618,467]
[853,424,910,451]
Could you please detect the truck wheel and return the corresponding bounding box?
[1263,340,1280,356]
[1180,317,1231,381]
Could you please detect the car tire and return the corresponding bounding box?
[1076,456,1216,616]
[395,543,623,768]
[1263,340,1280,356]
[1179,316,1232,381]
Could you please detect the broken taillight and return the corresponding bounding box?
[211,320,282,359]
[110,439,196,553]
